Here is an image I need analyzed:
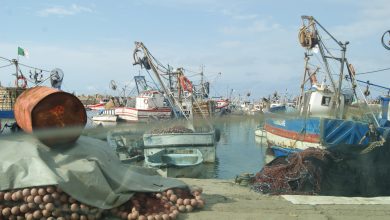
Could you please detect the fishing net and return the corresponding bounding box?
[251,148,331,195]
[150,126,193,134]
[252,140,390,196]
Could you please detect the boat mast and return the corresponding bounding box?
[301,16,349,118]
[336,42,348,117]
[298,53,310,111]
[133,42,192,120]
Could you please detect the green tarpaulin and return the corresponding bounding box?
[0,134,187,209]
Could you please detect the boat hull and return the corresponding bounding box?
[92,115,118,122]
[143,132,215,147]
[86,103,105,110]
[115,107,171,122]
[144,146,216,163]
[264,117,370,157]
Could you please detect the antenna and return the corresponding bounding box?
[109,80,118,91]
[50,68,64,89]
[382,30,390,50]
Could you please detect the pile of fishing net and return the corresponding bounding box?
[0,185,204,220]
[150,126,194,134]
[251,148,331,195]
[251,142,390,196]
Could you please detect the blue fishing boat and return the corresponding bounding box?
[264,16,389,157]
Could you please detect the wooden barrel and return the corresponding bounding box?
[14,86,87,146]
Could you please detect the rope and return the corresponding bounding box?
[18,62,50,72]
[356,67,390,75]
[0,63,13,69]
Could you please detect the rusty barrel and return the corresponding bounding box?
[14,86,87,146]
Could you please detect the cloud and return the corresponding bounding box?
[37,4,93,17]
[331,0,390,41]
[221,18,281,35]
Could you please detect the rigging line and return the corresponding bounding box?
[320,40,338,60]
[0,56,12,62]
[0,63,13,69]
[18,62,50,72]
[144,69,160,90]
[356,67,390,75]
[183,68,202,74]
[146,49,169,72]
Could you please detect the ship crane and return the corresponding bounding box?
[132,42,195,120]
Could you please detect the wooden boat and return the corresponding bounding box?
[145,148,203,167]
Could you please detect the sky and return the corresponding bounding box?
[0,0,389,100]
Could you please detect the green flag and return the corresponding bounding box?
[18,47,29,58]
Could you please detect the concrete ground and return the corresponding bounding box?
[178,178,390,220]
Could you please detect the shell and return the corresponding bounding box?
[38,188,46,196]
[33,195,43,204]
[178,205,186,212]
[190,199,198,207]
[46,186,55,194]
[22,189,31,197]
[70,203,79,212]
[45,203,55,212]
[30,188,38,196]
[11,206,20,215]
[169,195,177,203]
[42,209,51,218]
[185,205,193,212]
[32,210,42,219]
[20,204,29,213]
[176,198,183,205]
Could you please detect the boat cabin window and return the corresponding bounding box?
[321,96,331,106]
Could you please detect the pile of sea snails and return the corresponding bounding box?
[0,185,205,220]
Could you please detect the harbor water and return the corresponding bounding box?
[86,112,268,179]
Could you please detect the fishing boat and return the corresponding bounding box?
[216,99,229,110]
[132,42,218,163]
[115,90,172,122]
[264,16,389,157]
[92,109,118,122]
[143,127,216,162]
[85,98,110,110]
[144,148,204,178]
[145,148,203,167]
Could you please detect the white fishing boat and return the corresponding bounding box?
[115,90,172,122]
[92,109,118,122]
[145,148,203,167]
[86,98,109,110]
[144,148,204,178]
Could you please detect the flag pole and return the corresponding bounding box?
[16,47,19,78]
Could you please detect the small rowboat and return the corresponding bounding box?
[145,148,203,168]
